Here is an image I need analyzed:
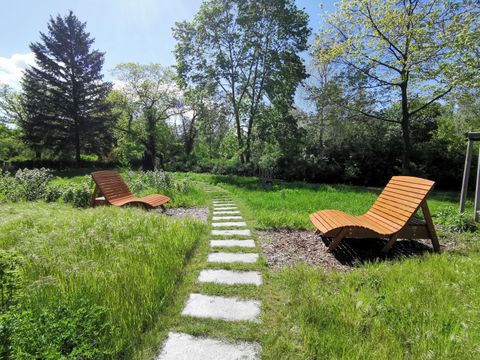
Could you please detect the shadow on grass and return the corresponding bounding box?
[322,237,435,267]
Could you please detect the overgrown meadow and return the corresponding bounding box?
[0,169,207,359]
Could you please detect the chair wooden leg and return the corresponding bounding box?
[382,234,398,253]
[326,229,347,253]
[90,185,99,208]
[421,201,441,253]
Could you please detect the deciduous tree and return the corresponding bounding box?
[315,0,479,173]
[174,0,310,163]
[112,63,183,170]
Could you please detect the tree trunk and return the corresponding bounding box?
[400,83,411,175]
[233,107,245,163]
[244,116,254,164]
[143,112,157,171]
[35,148,41,160]
[74,119,81,166]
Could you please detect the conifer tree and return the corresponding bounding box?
[21,11,114,163]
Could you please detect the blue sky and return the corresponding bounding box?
[0,0,334,87]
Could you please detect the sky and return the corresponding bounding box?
[0,0,335,88]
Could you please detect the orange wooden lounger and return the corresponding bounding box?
[90,171,170,210]
[310,176,440,253]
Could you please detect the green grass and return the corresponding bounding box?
[185,173,480,359]
[0,202,206,359]
[2,172,479,359]
[187,173,476,233]
[262,254,480,359]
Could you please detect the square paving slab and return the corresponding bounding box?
[213,210,241,215]
[210,239,256,248]
[158,332,260,360]
[211,229,251,236]
[207,252,258,263]
[198,269,262,286]
[182,293,261,321]
[212,222,247,227]
[212,216,243,221]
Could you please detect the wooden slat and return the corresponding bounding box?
[377,193,420,208]
[387,183,429,195]
[372,199,413,216]
[383,187,425,201]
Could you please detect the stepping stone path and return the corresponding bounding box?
[158,194,262,359]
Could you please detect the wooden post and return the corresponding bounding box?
[475,147,480,222]
[460,138,473,213]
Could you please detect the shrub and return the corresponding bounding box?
[124,170,175,194]
[0,173,23,202]
[13,168,53,201]
[9,295,116,359]
[436,209,477,232]
[59,179,92,208]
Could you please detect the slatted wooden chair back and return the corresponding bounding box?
[91,171,132,201]
[366,176,435,233]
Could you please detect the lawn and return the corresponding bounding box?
[189,173,475,233]
[189,173,480,359]
[0,202,206,359]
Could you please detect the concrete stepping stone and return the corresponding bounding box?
[207,252,258,263]
[158,332,260,360]
[212,229,251,236]
[213,206,238,210]
[182,293,261,321]
[198,269,262,286]
[210,239,256,248]
[212,222,247,227]
[213,210,241,215]
[212,216,243,221]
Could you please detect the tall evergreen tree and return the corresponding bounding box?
[21,11,114,163]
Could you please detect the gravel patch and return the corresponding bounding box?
[259,230,438,271]
[162,207,209,223]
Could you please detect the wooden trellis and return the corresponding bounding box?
[459,132,480,222]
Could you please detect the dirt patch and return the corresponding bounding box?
[162,208,209,224]
[258,230,439,271]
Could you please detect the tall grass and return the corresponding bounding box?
[263,254,480,359]
[187,173,472,231]
[0,202,205,358]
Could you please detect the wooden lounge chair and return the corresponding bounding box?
[310,176,440,253]
[90,171,170,210]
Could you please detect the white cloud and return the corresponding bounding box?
[0,52,35,88]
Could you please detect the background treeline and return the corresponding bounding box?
[0,0,479,189]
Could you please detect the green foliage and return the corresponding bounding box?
[21,11,115,162]
[174,0,310,163]
[13,168,53,201]
[57,180,92,208]
[0,169,91,207]
[0,203,205,358]
[436,208,477,233]
[7,295,115,360]
[264,256,480,359]
[111,63,180,171]
[0,125,31,161]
